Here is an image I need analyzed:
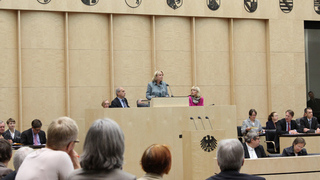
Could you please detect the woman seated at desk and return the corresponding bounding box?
[189,86,204,106]
[266,112,278,129]
[241,109,263,134]
[282,137,308,156]
[146,70,169,100]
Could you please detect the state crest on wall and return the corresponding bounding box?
[200,135,217,152]
[207,0,221,11]
[279,0,293,13]
[244,0,258,13]
[81,0,99,6]
[37,0,51,4]
[125,0,142,8]
[167,0,183,10]
[315,0,320,15]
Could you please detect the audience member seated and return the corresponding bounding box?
[101,99,110,108]
[241,109,263,134]
[266,112,278,129]
[282,137,307,156]
[189,86,204,106]
[0,139,13,179]
[146,70,169,100]
[138,144,172,180]
[3,147,34,180]
[16,117,80,180]
[300,107,320,133]
[110,87,130,108]
[276,109,299,135]
[137,99,149,107]
[206,139,265,180]
[243,132,266,159]
[21,119,46,145]
[3,118,21,143]
[68,118,135,180]
[0,121,5,139]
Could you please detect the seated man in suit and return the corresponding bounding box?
[276,109,299,135]
[206,139,265,180]
[0,121,5,139]
[300,107,320,133]
[21,119,46,145]
[110,87,130,108]
[243,132,266,159]
[3,118,21,143]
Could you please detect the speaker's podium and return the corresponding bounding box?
[182,130,225,180]
[150,96,189,107]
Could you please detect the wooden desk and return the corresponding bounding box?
[211,155,320,180]
[86,106,237,180]
[279,133,320,154]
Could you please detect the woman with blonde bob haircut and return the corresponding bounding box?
[68,118,135,180]
[138,144,172,180]
[189,86,204,106]
[146,70,169,100]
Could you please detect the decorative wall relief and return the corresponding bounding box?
[125,0,142,8]
[81,0,99,6]
[315,0,320,14]
[280,0,293,13]
[207,0,221,11]
[167,0,183,10]
[37,0,51,4]
[244,0,258,13]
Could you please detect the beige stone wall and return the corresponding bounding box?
[0,0,318,155]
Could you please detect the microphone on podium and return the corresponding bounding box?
[190,117,197,130]
[198,116,205,130]
[166,84,174,97]
[205,116,213,130]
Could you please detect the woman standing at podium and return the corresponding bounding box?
[146,70,169,100]
[189,86,204,106]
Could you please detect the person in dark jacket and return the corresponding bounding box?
[243,132,266,159]
[282,137,307,156]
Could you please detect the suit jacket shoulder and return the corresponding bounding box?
[206,171,265,180]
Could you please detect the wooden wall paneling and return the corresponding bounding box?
[266,20,272,114]
[155,17,192,97]
[151,15,156,73]
[191,17,196,86]
[109,14,114,99]
[195,17,230,106]
[18,10,22,130]
[65,12,70,117]
[20,11,66,131]
[233,19,268,125]
[229,19,235,105]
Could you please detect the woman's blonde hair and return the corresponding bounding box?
[191,86,201,97]
[152,70,164,82]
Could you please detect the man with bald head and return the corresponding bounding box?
[110,87,130,108]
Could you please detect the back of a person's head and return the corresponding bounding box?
[80,118,124,170]
[217,139,244,172]
[140,144,172,175]
[0,139,12,163]
[13,147,34,171]
[31,119,42,128]
[47,117,79,150]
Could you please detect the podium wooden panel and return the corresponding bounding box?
[182,130,225,180]
[150,97,189,107]
[279,134,320,154]
[211,155,320,180]
[85,106,237,180]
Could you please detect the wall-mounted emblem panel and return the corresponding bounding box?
[315,0,320,15]
[244,0,258,13]
[125,0,142,8]
[167,0,183,10]
[280,0,293,13]
[200,135,217,152]
[37,0,51,4]
[81,0,99,6]
[207,0,221,11]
